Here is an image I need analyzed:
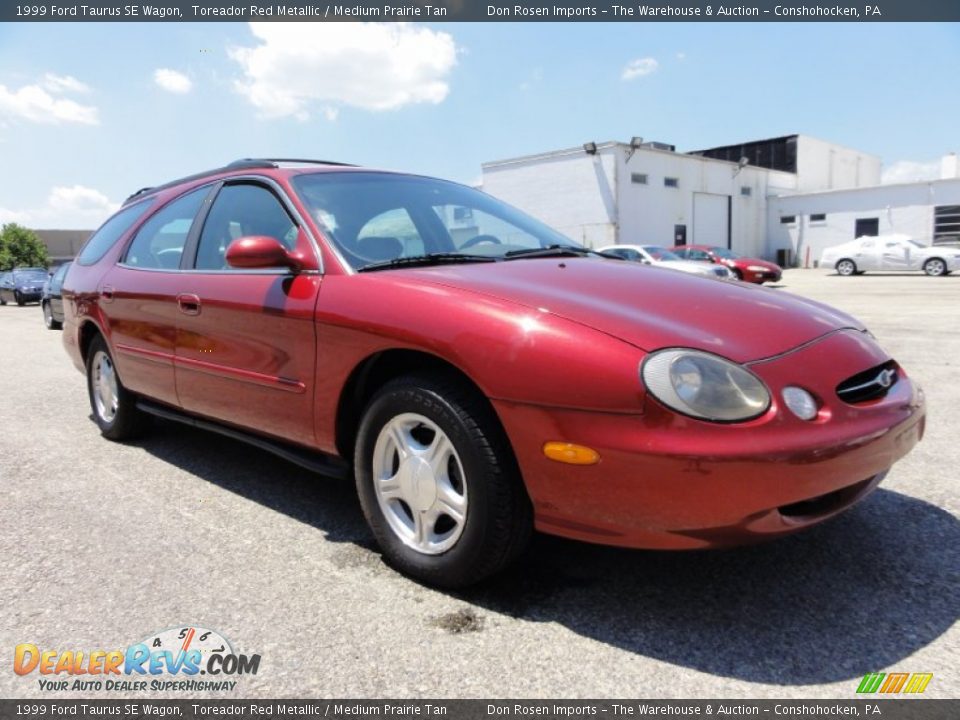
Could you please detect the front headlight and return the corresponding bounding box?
[641,349,770,422]
[746,265,768,272]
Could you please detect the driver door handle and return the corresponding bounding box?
[177,293,201,316]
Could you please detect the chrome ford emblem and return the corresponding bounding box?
[876,368,895,388]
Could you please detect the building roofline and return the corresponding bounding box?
[688,133,800,155]
[772,175,960,200]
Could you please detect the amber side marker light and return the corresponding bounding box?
[543,442,601,465]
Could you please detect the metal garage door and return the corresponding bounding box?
[693,193,730,248]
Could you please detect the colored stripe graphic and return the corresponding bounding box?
[857,673,885,693]
[857,672,933,694]
[880,673,909,693]
[903,673,933,694]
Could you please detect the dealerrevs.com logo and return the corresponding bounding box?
[14,626,260,692]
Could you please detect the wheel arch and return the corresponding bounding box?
[78,319,107,366]
[334,348,506,463]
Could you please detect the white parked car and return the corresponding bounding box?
[820,234,960,277]
[598,244,733,279]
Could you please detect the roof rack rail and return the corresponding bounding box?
[238,157,357,168]
[224,159,280,170]
[123,158,356,206]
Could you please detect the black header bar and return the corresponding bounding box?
[3,0,960,22]
[0,700,957,720]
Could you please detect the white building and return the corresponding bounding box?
[768,155,960,266]
[481,134,959,267]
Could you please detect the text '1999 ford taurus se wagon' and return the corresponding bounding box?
[62,159,926,587]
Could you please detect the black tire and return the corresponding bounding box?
[923,257,948,277]
[836,259,858,276]
[0,295,6,306]
[42,302,62,330]
[14,290,24,306]
[731,268,744,281]
[86,335,148,441]
[354,373,532,588]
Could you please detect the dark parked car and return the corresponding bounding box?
[41,262,72,329]
[0,267,49,306]
[62,159,924,588]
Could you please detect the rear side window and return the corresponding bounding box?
[75,200,154,266]
[124,187,209,269]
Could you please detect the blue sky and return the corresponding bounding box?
[1,21,958,228]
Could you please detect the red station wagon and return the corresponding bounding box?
[62,159,925,587]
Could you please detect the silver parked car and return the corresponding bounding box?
[597,244,733,279]
[820,234,960,277]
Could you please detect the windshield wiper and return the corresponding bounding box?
[504,244,623,260]
[357,253,499,273]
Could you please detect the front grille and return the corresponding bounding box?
[836,360,898,404]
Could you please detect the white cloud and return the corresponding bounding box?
[0,207,27,224]
[0,78,98,125]
[229,22,458,119]
[0,185,119,229]
[621,57,659,81]
[154,68,193,94]
[43,74,90,94]
[881,159,940,184]
[676,52,686,61]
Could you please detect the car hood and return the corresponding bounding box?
[396,258,863,363]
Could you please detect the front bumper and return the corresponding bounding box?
[495,330,925,549]
[15,289,43,302]
[744,269,782,284]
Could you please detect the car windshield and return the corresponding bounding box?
[291,171,579,271]
[12,269,47,281]
[642,246,682,261]
[709,247,744,260]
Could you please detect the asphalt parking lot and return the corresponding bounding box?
[0,268,957,699]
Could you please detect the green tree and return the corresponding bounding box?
[0,223,49,270]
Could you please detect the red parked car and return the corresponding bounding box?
[671,244,783,283]
[62,160,925,587]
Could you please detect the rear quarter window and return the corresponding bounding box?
[76,199,155,266]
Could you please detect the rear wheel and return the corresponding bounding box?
[836,259,857,276]
[354,374,532,588]
[86,336,148,440]
[923,258,947,277]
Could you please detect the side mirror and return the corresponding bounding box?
[225,236,303,273]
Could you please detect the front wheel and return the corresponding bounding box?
[923,258,947,277]
[42,302,61,330]
[14,290,24,306]
[86,336,148,440]
[354,374,532,588]
[836,259,858,276]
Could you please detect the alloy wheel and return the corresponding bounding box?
[371,412,468,555]
[92,350,119,423]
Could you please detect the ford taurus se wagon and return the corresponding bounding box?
[62,159,926,587]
